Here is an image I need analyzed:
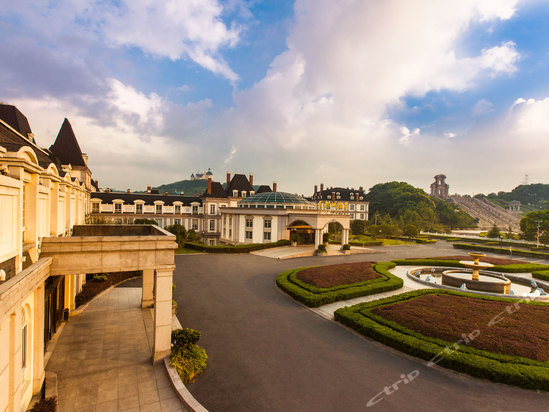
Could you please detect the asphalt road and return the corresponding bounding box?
[173,242,549,412]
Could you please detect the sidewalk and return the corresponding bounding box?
[251,244,379,259]
[45,281,185,412]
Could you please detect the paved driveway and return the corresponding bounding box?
[173,242,549,412]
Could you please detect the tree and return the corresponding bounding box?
[487,224,501,239]
[134,218,157,225]
[520,210,549,243]
[350,220,367,235]
[402,224,419,237]
[165,224,187,247]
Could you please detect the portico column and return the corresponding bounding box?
[314,229,322,249]
[153,265,175,362]
[341,229,349,246]
[142,269,154,308]
[32,285,45,395]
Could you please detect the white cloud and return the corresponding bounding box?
[472,99,495,116]
[444,132,457,139]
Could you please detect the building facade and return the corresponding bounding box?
[0,105,91,411]
[90,172,265,245]
[311,184,369,221]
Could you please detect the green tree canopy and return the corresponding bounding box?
[520,210,549,244]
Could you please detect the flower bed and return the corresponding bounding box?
[276,261,403,307]
[296,261,380,288]
[335,289,549,390]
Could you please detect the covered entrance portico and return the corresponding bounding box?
[41,225,177,362]
[287,212,350,249]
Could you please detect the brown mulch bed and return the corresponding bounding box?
[296,262,380,288]
[372,294,549,361]
[407,255,522,265]
[75,271,141,307]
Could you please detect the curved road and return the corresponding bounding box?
[173,242,549,411]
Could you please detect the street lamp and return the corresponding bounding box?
[536,220,542,248]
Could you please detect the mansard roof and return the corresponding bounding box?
[256,185,272,194]
[227,174,253,195]
[0,104,33,137]
[202,181,228,198]
[92,191,202,206]
[49,118,87,167]
[312,187,367,202]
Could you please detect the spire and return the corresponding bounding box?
[49,118,86,167]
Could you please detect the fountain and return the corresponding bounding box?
[441,252,511,294]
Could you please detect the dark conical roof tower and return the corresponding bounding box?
[0,104,33,138]
[49,118,86,167]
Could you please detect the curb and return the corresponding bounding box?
[163,314,209,412]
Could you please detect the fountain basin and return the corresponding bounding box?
[442,270,511,294]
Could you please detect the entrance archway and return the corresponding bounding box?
[287,220,314,245]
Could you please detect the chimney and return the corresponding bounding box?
[314,185,318,194]
[163,191,169,196]
[226,171,231,188]
[320,183,324,193]
[249,173,253,187]
[208,177,212,195]
[147,185,151,194]
[127,189,130,194]
[273,181,277,192]
[359,186,363,192]
[332,191,336,200]
[105,188,110,193]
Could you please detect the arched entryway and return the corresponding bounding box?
[287,220,314,245]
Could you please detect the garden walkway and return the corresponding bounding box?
[45,280,185,412]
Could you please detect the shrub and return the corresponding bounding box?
[342,243,351,251]
[30,397,57,412]
[402,224,419,237]
[93,274,108,282]
[183,239,290,253]
[322,233,330,243]
[453,242,549,259]
[170,328,207,384]
[532,270,549,282]
[316,244,327,253]
[134,218,157,225]
[276,262,403,307]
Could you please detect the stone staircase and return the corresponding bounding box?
[450,195,521,231]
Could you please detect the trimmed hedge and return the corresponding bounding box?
[349,240,383,247]
[183,239,290,253]
[334,289,549,391]
[384,235,436,244]
[276,262,403,307]
[392,258,549,273]
[453,242,549,259]
[533,270,549,282]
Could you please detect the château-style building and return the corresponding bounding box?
[190,168,213,181]
[311,184,369,221]
[0,104,176,411]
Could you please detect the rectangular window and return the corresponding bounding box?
[349,204,355,211]
[21,324,27,370]
[175,219,181,225]
[264,219,271,229]
[92,203,99,213]
[223,228,226,237]
[155,219,163,227]
[192,205,198,214]
[210,204,216,215]
[209,220,215,231]
[223,216,227,225]
[229,216,232,225]
[175,205,181,214]
[229,228,232,237]
[351,213,355,220]
[263,231,271,241]
[246,218,253,228]
[156,204,163,214]
[114,203,122,213]
[360,213,365,220]
[192,219,198,230]
[359,204,365,211]
[136,203,143,214]
[245,230,253,240]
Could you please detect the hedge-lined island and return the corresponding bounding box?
[276,257,549,390]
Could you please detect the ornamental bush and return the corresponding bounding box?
[30,397,57,412]
[316,244,327,253]
[170,328,207,384]
[342,243,351,251]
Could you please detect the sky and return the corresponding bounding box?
[1,0,549,196]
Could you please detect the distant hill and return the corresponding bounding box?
[481,184,549,211]
[154,179,208,196]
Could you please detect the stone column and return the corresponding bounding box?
[8,311,22,412]
[314,229,322,249]
[142,269,154,308]
[341,229,349,246]
[32,285,45,395]
[153,266,174,362]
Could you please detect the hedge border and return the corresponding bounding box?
[533,270,549,282]
[392,258,549,273]
[334,289,549,391]
[453,242,549,259]
[183,239,290,253]
[276,262,403,307]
